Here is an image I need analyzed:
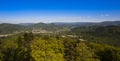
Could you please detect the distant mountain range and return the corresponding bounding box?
[96,21,120,26]
[0,21,120,34]
[46,21,120,27]
[18,21,120,27]
[19,23,35,26]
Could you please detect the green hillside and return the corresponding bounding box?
[71,25,120,46]
[0,23,26,34]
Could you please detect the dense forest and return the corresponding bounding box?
[71,25,120,46]
[0,32,120,61]
[0,21,120,61]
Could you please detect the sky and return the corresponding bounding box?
[0,0,120,23]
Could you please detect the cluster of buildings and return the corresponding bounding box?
[0,34,9,37]
[0,34,12,37]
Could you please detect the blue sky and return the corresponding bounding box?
[0,0,120,23]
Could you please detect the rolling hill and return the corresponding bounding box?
[0,23,26,34]
[0,21,120,34]
[70,25,120,46]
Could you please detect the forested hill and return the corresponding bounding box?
[96,21,120,26]
[0,21,120,34]
[70,25,120,46]
[0,23,26,34]
[28,23,65,31]
[0,23,65,34]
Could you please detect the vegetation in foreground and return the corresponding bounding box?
[0,32,120,61]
